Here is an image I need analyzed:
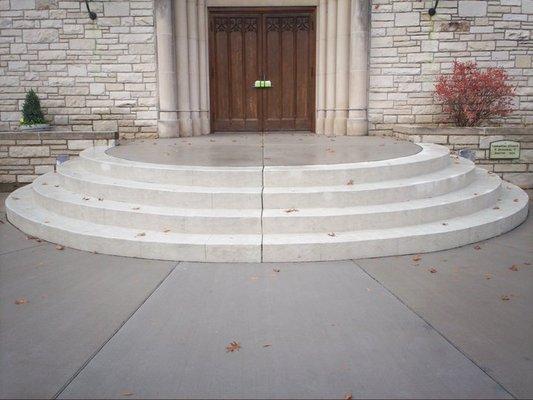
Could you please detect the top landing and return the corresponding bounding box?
[106,132,422,167]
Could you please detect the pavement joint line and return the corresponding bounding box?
[350,258,517,400]
[52,261,181,399]
[260,131,265,263]
[0,240,47,257]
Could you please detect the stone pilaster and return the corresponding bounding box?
[175,0,193,136]
[324,0,337,136]
[198,0,211,135]
[315,0,327,135]
[155,0,179,138]
[347,0,369,136]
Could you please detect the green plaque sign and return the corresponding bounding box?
[489,140,520,159]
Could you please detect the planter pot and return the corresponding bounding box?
[20,123,51,131]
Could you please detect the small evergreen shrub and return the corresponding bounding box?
[20,89,47,125]
[435,61,515,127]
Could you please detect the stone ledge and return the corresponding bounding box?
[393,125,532,138]
[0,130,118,141]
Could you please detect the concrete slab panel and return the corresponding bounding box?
[355,214,533,398]
[60,261,508,399]
[106,133,421,167]
[0,245,175,399]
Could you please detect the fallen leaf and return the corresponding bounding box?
[412,255,422,262]
[285,208,299,213]
[262,344,271,348]
[328,232,336,237]
[513,199,519,202]
[136,232,146,237]
[121,391,133,397]
[501,295,511,301]
[484,273,492,280]
[345,393,353,400]
[273,268,280,273]
[509,265,519,271]
[15,298,28,305]
[55,245,64,250]
[346,179,354,185]
[474,245,482,250]
[429,267,437,274]
[163,229,171,233]
[226,341,241,352]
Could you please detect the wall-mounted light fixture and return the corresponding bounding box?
[428,0,440,16]
[84,0,97,20]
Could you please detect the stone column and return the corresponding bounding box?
[347,0,369,135]
[174,0,193,136]
[155,0,179,138]
[187,0,202,136]
[333,0,350,135]
[324,0,337,136]
[315,0,327,135]
[198,0,210,135]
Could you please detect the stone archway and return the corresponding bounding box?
[154,0,370,137]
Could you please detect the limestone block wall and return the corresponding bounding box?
[0,0,157,139]
[0,130,116,190]
[392,125,532,191]
[368,0,532,135]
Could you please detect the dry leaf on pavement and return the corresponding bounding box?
[15,298,28,305]
[226,341,241,352]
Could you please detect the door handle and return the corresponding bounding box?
[253,79,272,88]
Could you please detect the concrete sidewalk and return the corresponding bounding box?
[1,193,531,399]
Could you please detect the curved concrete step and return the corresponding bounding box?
[263,143,450,186]
[79,146,263,187]
[32,175,261,235]
[6,185,261,262]
[58,161,262,209]
[264,158,476,208]
[262,182,529,262]
[262,169,502,233]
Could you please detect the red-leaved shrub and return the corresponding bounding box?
[435,61,515,127]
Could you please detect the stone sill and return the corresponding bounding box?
[394,125,532,138]
[0,129,118,141]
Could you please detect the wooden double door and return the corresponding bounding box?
[208,8,316,132]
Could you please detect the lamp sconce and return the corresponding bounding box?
[428,0,440,16]
[84,0,97,20]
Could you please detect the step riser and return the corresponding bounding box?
[263,154,450,187]
[32,189,262,235]
[262,204,528,262]
[57,172,262,209]
[6,206,261,263]
[262,184,501,234]
[263,167,476,208]
[79,153,263,188]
